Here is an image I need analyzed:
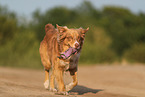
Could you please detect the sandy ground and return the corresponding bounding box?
[0,65,145,97]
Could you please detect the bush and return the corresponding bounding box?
[0,31,42,69]
[124,43,145,63]
[79,27,117,64]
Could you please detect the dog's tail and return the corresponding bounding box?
[45,24,55,33]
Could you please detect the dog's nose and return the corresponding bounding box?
[75,43,79,48]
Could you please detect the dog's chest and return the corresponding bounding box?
[59,53,80,70]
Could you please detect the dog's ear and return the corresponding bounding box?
[79,27,89,38]
[56,24,68,33]
[80,27,89,34]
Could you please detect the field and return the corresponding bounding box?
[0,65,145,97]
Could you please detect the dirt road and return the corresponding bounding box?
[0,65,145,97]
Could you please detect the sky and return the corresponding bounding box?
[0,0,145,17]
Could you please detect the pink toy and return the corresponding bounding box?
[59,47,77,59]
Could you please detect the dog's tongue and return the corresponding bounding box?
[60,47,77,59]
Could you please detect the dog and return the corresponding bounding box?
[39,24,89,95]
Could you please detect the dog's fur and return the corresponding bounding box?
[39,24,89,95]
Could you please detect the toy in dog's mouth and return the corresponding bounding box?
[58,47,78,59]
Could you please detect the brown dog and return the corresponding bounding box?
[39,24,89,95]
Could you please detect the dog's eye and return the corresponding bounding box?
[67,37,72,41]
[60,37,66,42]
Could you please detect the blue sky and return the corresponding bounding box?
[0,0,145,17]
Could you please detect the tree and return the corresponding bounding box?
[0,5,18,45]
[102,6,145,56]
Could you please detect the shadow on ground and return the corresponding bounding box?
[69,85,103,95]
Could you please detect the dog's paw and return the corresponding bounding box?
[44,80,49,89]
[66,82,74,91]
[55,91,69,95]
[49,88,57,92]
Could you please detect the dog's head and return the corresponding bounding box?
[57,24,89,53]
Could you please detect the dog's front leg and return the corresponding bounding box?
[55,66,68,95]
[66,70,78,91]
[49,68,57,92]
[44,70,50,89]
